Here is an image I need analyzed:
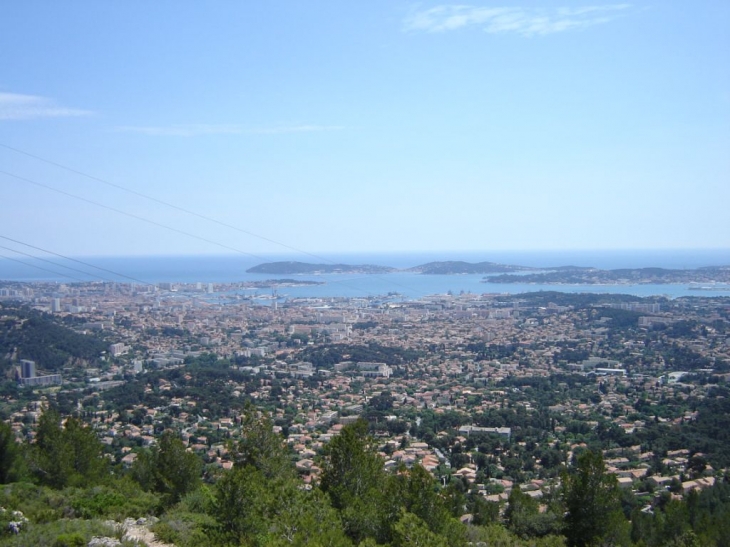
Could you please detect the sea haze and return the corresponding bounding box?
[1,249,729,299]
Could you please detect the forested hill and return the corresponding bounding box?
[0,303,108,373]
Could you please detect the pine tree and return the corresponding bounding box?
[30,408,108,488]
[131,430,201,505]
[562,450,628,546]
[0,421,21,483]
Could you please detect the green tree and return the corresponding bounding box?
[0,420,22,483]
[319,419,389,543]
[230,408,294,480]
[31,407,67,488]
[214,410,354,545]
[562,450,628,547]
[214,465,351,547]
[398,465,456,539]
[30,409,108,488]
[266,485,352,547]
[156,431,202,504]
[465,523,567,546]
[506,486,562,538]
[62,416,108,486]
[392,510,449,547]
[320,419,384,510]
[132,430,201,505]
[469,494,500,526]
[213,465,270,543]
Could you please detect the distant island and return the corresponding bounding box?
[247,260,530,275]
[484,266,730,285]
[246,261,396,275]
[407,260,533,275]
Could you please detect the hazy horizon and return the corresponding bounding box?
[2,247,730,279]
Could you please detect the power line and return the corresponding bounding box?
[0,243,114,282]
[0,234,154,286]
[1,174,386,296]
[0,252,87,283]
[0,172,381,295]
[0,142,356,262]
[0,143,428,297]
[0,170,266,260]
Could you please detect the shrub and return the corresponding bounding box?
[0,518,117,547]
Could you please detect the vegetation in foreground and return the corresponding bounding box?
[0,409,729,546]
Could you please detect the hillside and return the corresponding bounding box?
[0,303,108,373]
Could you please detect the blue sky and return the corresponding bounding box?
[1,1,728,257]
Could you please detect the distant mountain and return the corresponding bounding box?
[246,261,396,275]
[407,261,533,275]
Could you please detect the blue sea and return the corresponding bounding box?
[1,249,730,300]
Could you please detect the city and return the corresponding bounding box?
[1,279,728,545]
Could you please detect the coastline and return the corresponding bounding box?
[2,250,730,300]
